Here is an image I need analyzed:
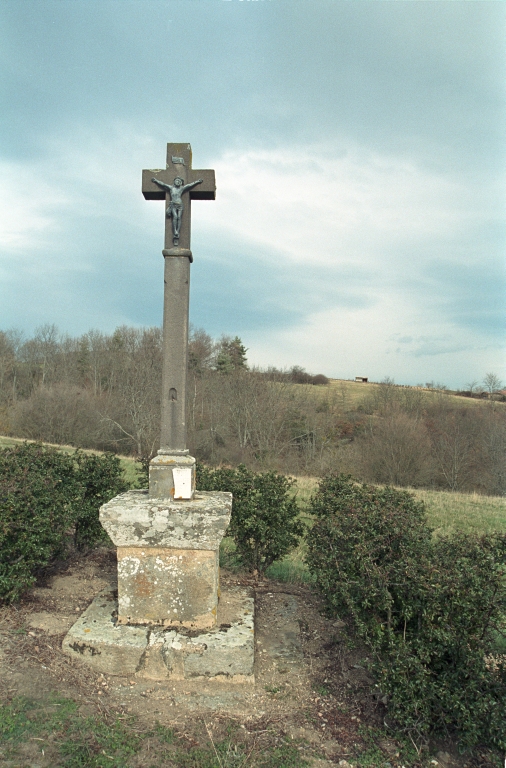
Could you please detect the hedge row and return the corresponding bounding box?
[306,474,506,751]
[0,443,128,602]
[0,451,303,601]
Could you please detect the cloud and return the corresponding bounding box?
[197,143,498,270]
[247,296,504,388]
[0,129,503,388]
[0,125,168,331]
[0,160,70,254]
[192,143,504,386]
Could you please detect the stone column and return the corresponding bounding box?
[160,250,190,452]
[149,248,195,500]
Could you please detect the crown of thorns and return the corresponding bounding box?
[174,177,184,184]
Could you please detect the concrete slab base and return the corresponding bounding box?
[255,593,304,675]
[62,585,254,682]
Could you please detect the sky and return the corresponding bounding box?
[0,0,505,389]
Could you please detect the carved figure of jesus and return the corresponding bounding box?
[151,176,203,245]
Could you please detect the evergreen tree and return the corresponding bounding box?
[215,336,248,374]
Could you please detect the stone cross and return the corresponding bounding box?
[142,143,215,499]
[67,144,248,677]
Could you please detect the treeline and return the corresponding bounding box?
[0,324,504,495]
[0,324,329,463]
[355,382,505,496]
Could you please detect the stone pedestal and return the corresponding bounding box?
[99,490,232,629]
[63,488,256,681]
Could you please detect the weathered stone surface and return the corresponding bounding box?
[62,586,254,681]
[149,451,195,500]
[174,587,254,679]
[62,589,148,676]
[100,490,232,550]
[100,490,231,627]
[117,547,219,628]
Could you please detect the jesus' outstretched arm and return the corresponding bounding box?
[181,179,203,193]
[151,177,172,192]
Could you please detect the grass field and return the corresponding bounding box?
[409,487,505,536]
[289,474,506,536]
[266,474,506,582]
[327,377,506,412]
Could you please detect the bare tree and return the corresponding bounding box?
[11,383,103,447]
[483,372,502,394]
[480,407,506,495]
[0,330,23,406]
[188,326,216,374]
[100,327,162,458]
[1,322,503,496]
[359,406,432,487]
[426,408,478,492]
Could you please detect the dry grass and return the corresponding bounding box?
[328,378,505,411]
[289,475,316,509]
[327,378,378,410]
[290,474,505,536]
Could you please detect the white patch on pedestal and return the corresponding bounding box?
[173,467,192,499]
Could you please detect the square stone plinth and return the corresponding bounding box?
[100,490,232,628]
[62,585,254,682]
[100,490,232,551]
[117,547,218,628]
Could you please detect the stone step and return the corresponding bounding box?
[62,585,254,682]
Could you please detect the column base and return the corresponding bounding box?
[99,490,232,628]
[62,585,254,681]
[116,546,219,629]
[149,453,196,500]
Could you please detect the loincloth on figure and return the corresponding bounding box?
[166,201,183,219]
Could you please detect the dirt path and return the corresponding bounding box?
[0,549,498,767]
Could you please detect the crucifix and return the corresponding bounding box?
[70,142,238,648]
[142,143,216,499]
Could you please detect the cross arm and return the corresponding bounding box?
[189,169,216,200]
[142,170,169,200]
[142,168,216,201]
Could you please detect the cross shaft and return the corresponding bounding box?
[142,143,215,498]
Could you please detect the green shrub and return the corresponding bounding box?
[306,474,432,644]
[134,455,150,489]
[0,444,78,602]
[0,443,128,602]
[196,463,304,573]
[73,451,129,550]
[306,474,506,751]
